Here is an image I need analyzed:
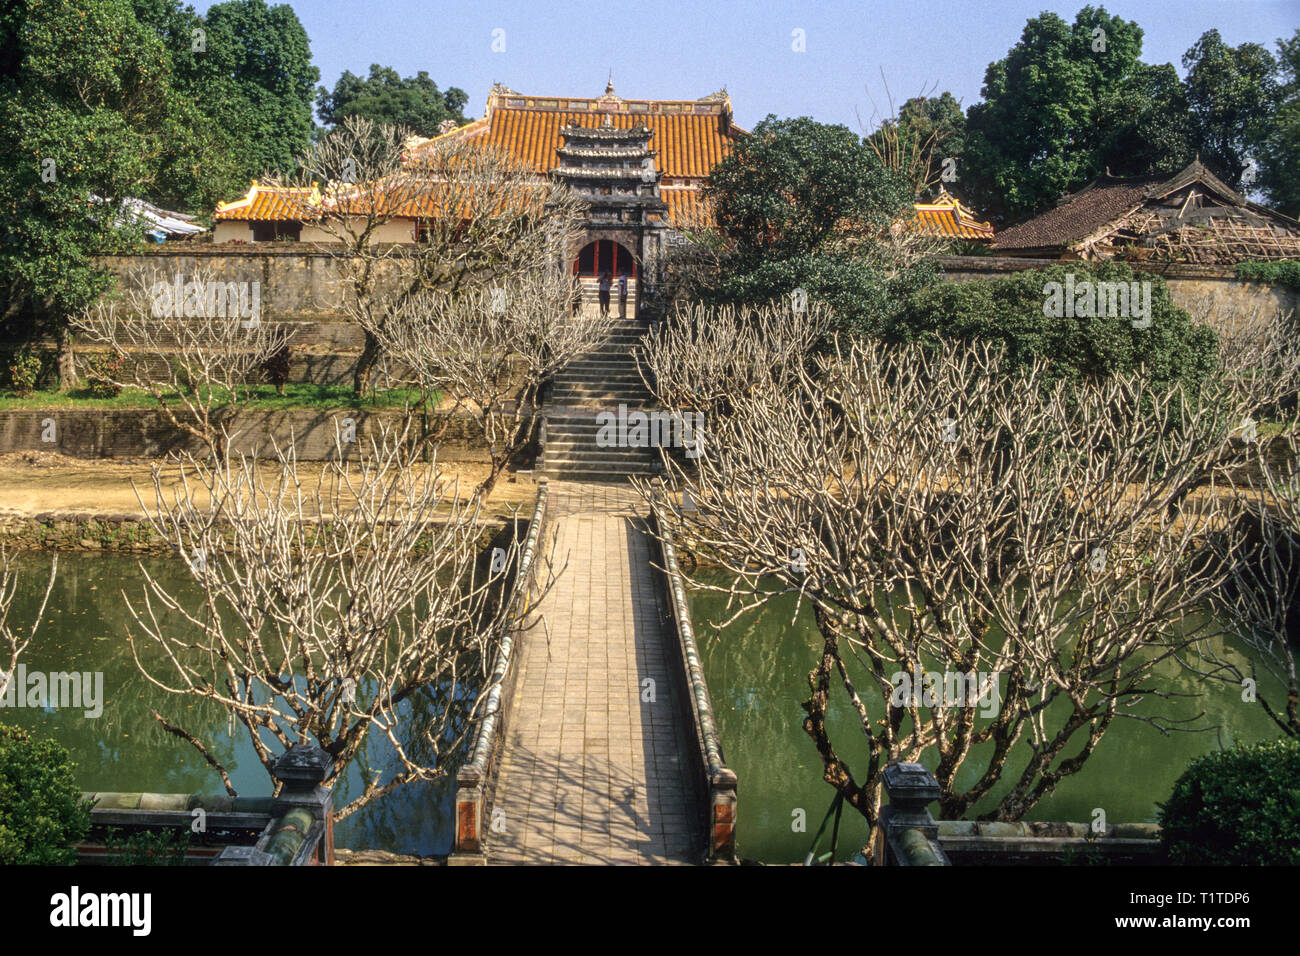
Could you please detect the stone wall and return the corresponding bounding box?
[936,256,1299,332]
[0,407,488,461]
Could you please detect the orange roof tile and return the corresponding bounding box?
[661,187,715,230]
[906,192,994,240]
[215,87,744,229]
[214,183,319,221]
[410,87,744,182]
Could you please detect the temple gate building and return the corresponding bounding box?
[212,81,745,305]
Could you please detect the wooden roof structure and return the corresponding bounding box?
[990,160,1300,262]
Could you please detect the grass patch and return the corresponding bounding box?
[0,383,434,411]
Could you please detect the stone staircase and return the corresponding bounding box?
[542,299,660,482]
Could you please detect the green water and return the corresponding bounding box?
[690,573,1287,863]
[2,552,466,856]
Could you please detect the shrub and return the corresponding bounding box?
[6,348,43,395]
[1158,738,1300,865]
[0,724,92,865]
[1235,260,1300,292]
[82,353,124,398]
[892,262,1219,392]
[261,344,292,396]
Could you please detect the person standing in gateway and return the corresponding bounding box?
[617,272,629,317]
[598,270,612,317]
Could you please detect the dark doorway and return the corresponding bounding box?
[575,240,636,277]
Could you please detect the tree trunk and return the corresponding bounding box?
[353,330,381,396]
[56,325,76,390]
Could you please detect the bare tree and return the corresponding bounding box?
[637,329,1253,827]
[0,550,57,702]
[263,118,591,396]
[70,264,293,460]
[124,422,550,817]
[1202,425,1300,738]
[635,298,829,414]
[379,264,610,496]
[860,76,953,199]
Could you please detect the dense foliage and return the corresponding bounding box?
[954,6,1296,220]
[703,115,929,335]
[1159,738,1300,865]
[0,724,93,865]
[891,262,1218,389]
[1257,32,1300,218]
[1234,260,1300,292]
[317,65,467,137]
[133,0,319,188]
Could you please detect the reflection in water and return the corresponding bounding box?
[4,553,464,855]
[690,571,1285,863]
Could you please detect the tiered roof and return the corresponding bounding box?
[214,84,743,229]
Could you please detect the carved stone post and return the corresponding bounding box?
[876,762,950,866]
[272,744,335,865]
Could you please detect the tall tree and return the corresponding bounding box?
[1182,29,1280,191]
[1256,30,1300,216]
[1094,62,1195,178]
[703,114,922,335]
[0,0,231,383]
[317,65,467,137]
[963,6,1190,220]
[134,0,318,185]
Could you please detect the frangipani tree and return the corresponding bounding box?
[638,325,1253,826]
[126,422,549,817]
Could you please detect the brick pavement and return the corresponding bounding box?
[486,481,702,864]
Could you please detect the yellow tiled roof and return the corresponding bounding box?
[409,87,744,182]
[661,186,715,230]
[214,183,319,221]
[906,190,994,240]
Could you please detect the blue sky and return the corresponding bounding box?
[198,0,1298,131]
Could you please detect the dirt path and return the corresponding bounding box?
[0,452,537,519]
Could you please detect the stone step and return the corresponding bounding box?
[542,464,659,479]
[552,384,655,396]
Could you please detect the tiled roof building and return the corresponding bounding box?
[991,160,1300,262]
[212,82,741,251]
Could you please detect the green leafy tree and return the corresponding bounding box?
[317,65,467,137]
[1256,30,1300,216]
[0,725,93,865]
[0,0,226,384]
[1182,29,1280,191]
[134,0,318,185]
[704,114,922,335]
[1094,61,1195,178]
[964,6,1192,220]
[964,7,1143,219]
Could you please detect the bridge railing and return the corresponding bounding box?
[647,492,738,862]
[79,744,336,866]
[450,478,551,861]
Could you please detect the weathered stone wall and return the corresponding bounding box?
[936,256,1299,332]
[0,407,488,461]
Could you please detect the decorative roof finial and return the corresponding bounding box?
[606,70,615,95]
